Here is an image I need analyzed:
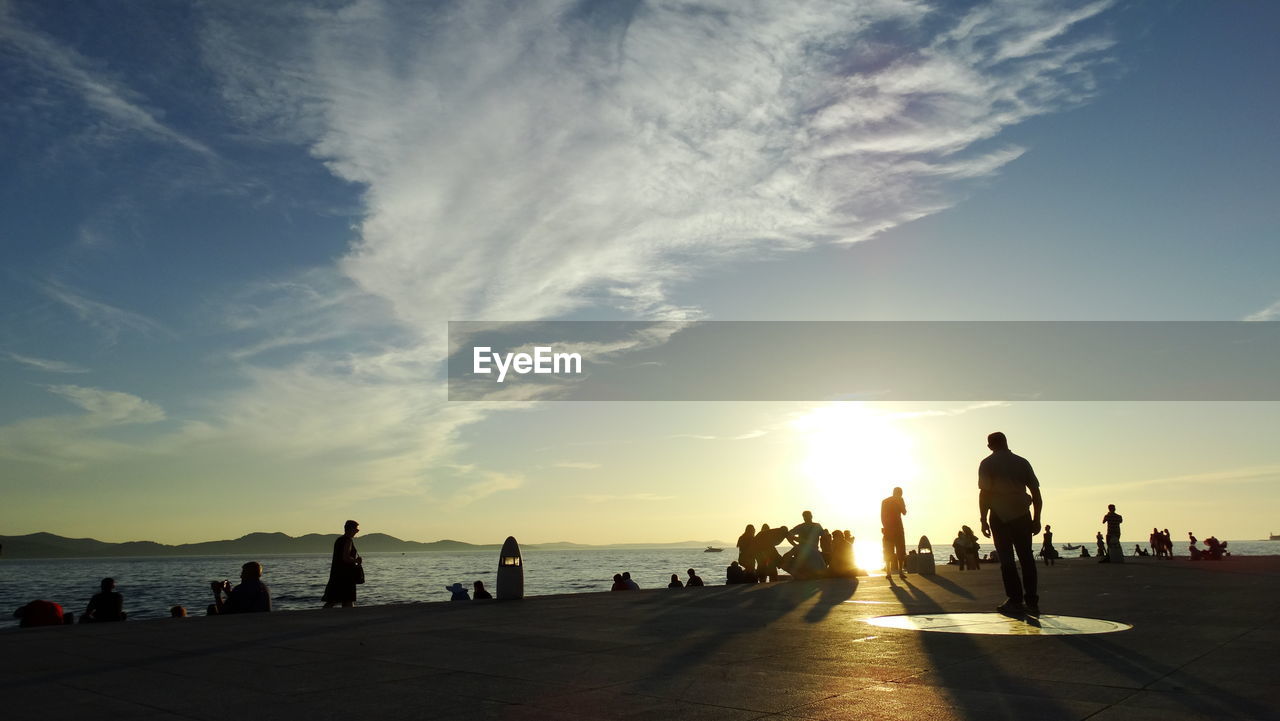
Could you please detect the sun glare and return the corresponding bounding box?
[792,404,921,571]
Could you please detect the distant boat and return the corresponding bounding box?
[1063,544,1083,550]
[704,546,723,553]
[1270,533,1279,541]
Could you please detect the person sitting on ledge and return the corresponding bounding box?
[668,574,684,588]
[83,577,127,623]
[622,571,640,590]
[170,606,188,618]
[472,581,492,600]
[210,561,271,614]
[610,573,628,591]
[686,568,704,587]
[726,561,745,584]
[446,583,470,601]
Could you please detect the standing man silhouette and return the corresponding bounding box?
[1102,504,1124,563]
[880,487,908,579]
[979,432,1043,615]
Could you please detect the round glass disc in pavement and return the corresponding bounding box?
[866,613,1131,635]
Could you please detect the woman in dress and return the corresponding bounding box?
[322,519,362,608]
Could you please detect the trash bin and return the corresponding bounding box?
[916,535,936,575]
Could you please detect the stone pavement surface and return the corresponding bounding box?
[4,557,1279,721]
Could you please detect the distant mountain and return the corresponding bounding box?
[0,533,731,559]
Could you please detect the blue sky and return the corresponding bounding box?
[1,0,1278,544]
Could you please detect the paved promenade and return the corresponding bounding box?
[5,557,1278,720]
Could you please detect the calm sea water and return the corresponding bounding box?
[4,541,1275,628]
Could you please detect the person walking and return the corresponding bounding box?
[880,488,908,579]
[978,432,1043,615]
[322,520,363,608]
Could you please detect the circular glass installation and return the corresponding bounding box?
[866,612,1131,636]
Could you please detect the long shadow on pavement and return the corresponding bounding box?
[886,579,1079,721]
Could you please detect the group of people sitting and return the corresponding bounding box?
[446,581,493,600]
[13,577,132,628]
[733,511,861,582]
[1188,533,1229,561]
[609,569,704,590]
[13,562,275,628]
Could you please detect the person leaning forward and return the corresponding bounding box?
[978,431,1043,616]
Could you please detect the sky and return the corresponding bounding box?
[1,0,1278,548]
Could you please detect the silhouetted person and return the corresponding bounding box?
[1095,531,1106,559]
[211,561,271,614]
[668,574,684,588]
[170,606,187,618]
[1102,504,1124,562]
[785,510,826,577]
[610,573,627,591]
[1040,524,1056,566]
[446,583,470,601]
[83,577,126,623]
[978,431,1043,615]
[323,520,362,608]
[14,600,73,627]
[953,525,980,570]
[686,568,704,587]
[472,581,492,600]
[726,561,745,584]
[622,571,640,590]
[736,524,756,572]
[880,488,908,579]
[753,524,788,582]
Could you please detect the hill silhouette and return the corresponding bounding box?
[0,532,729,559]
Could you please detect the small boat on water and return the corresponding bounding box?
[1063,544,1083,550]
[704,546,723,553]
[1270,532,1279,541]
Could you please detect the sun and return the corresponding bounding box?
[791,404,921,569]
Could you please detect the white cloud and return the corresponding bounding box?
[0,385,165,468]
[182,0,1117,507]
[1243,299,1280,322]
[553,461,602,470]
[202,0,1114,326]
[4,352,88,374]
[40,279,170,344]
[580,492,676,504]
[0,1,214,156]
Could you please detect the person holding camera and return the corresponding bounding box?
[210,561,272,614]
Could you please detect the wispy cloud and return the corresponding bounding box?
[182,0,1117,508]
[0,385,165,469]
[0,1,214,156]
[1243,299,1280,322]
[671,429,770,442]
[40,279,170,344]
[1060,464,1280,498]
[4,352,88,374]
[203,0,1115,325]
[553,461,602,470]
[889,401,1011,420]
[580,492,676,504]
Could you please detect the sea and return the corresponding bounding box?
[4,541,1277,628]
